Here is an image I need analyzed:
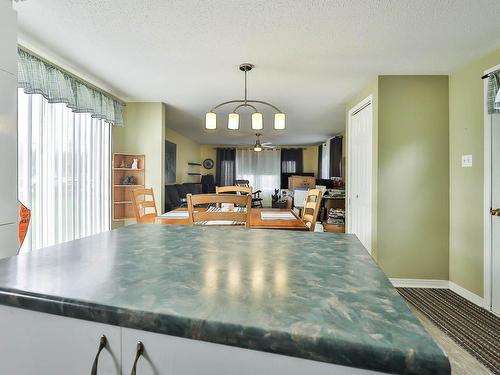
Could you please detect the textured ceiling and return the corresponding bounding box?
[14,0,500,145]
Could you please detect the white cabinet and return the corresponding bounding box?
[0,0,17,75]
[0,70,18,226]
[0,305,384,375]
[121,327,380,375]
[0,305,121,375]
[0,223,18,258]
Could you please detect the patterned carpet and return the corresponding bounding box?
[397,288,500,375]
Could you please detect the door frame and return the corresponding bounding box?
[347,95,373,253]
[483,63,500,312]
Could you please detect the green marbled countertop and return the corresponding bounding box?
[0,225,450,374]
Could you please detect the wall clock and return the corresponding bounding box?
[203,158,214,169]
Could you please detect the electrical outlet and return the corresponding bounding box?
[461,154,472,168]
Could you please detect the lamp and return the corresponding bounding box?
[206,63,285,131]
[205,112,217,129]
[274,113,286,130]
[252,112,263,130]
[228,113,239,130]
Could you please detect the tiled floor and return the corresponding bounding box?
[410,306,492,375]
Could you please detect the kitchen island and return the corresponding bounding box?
[0,225,450,374]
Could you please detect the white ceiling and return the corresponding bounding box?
[14,0,500,145]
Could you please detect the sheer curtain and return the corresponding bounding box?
[18,89,111,252]
[235,149,280,207]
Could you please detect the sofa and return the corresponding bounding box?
[164,183,202,212]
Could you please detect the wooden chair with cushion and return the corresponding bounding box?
[131,188,158,224]
[186,193,251,228]
[301,189,323,232]
[234,180,263,208]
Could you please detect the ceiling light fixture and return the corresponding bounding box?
[253,133,263,152]
[205,63,285,131]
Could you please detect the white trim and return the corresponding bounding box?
[346,95,373,253]
[449,282,485,308]
[483,63,500,312]
[389,278,449,289]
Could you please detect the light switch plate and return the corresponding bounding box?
[461,154,473,168]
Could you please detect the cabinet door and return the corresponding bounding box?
[0,222,18,259]
[0,0,16,74]
[122,328,382,375]
[0,305,121,375]
[0,71,18,224]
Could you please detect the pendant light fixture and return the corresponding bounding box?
[205,63,285,131]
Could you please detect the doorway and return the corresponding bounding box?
[347,96,373,253]
[484,64,500,315]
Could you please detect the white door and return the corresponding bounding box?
[491,113,500,314]
[347,98,373,253]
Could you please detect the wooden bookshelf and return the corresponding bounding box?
[112,153,145,221]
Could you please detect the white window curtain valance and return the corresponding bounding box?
[487,71,500,114]
[18,47,125,126]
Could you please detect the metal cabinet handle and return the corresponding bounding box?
[91,335,107,375]
[491,208,500,216]
[130,341,144,375]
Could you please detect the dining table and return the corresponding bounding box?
[156,207,308,231]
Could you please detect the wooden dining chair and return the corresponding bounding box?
[131,188,158,224]
[186,193,251,228]
[215,185,252,195]
[301,189,323,232]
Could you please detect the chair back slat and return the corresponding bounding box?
[216,186,252,195]
[234,179,250,187]
[301,189,323,232]
[187,194,251,228]
[131,188,158,224]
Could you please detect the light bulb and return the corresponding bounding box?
[228,113,239,130]
[205,112,216,129]
[251,112,263,130]
[274,113,286,130]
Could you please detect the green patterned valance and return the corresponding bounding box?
[487,71,500,115]
[18,47,125,126]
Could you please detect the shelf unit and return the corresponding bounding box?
[187,161,202,181]
[323,195,346,233]
[112,153,145,221]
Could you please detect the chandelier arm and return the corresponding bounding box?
[233,103,258,113]
[244,70,247,104]
[245,100,283,113]
[210,100,246,112]
[211,100,282,113]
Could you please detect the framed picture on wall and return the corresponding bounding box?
[165,140,176,184]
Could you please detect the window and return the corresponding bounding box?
[18,89,111,251]
[236,149,280,206]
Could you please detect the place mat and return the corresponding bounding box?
[158,211,189,219]
[260,211,296,220]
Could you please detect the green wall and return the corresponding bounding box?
[345,76,449,280]
[449,48,500,296]
[378,76,449,280]
[165,127,202,184]
[113,102,165,226]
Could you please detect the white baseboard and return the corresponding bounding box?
[389,278,449,289]
[449,281,484,308]
[390,278,485,308]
